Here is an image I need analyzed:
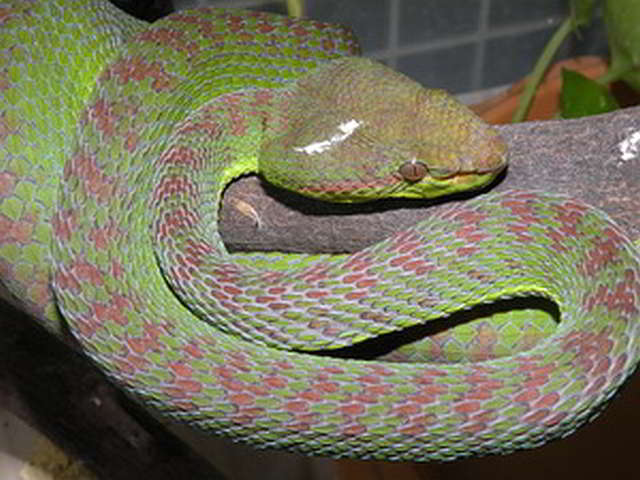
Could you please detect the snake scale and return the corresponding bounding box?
[2,0,640,462]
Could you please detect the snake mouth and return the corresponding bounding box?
[296,159,508,202]
[412,131,508,182]
[474,132,509,174]
[425,160,507,180]
[463,151,508,180]
[389,151,508,200]
[456,134,509,178]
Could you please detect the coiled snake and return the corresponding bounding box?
[1,0,639,462]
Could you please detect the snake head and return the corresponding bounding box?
[260,57,507,202]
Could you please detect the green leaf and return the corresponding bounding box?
[560,69,619,118]
[620,69,640,92]
[604,0,640,81]
[570,0,597,28]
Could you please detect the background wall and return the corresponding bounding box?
[172,0,609,95]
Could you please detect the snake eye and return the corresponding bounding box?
[398,160,428,182]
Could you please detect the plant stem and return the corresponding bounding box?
[512,17,574,123]
[286,0,304,17]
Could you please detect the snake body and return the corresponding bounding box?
[2,0,640,462]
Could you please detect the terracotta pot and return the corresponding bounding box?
[470,56,609,124]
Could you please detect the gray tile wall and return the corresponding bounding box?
[173,0,609,94]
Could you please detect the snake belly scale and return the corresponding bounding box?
[1,0,640,462]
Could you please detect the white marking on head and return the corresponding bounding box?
[294,119,362,155]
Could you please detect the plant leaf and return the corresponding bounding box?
[560,69,619,118]
[620,70,640,92]
[604,0,640,80]
[570,0,597,28]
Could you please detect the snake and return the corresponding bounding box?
[2,0,640,463]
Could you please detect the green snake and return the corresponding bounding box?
[2,0,640,462]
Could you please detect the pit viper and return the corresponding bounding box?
[1,0,640,462]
